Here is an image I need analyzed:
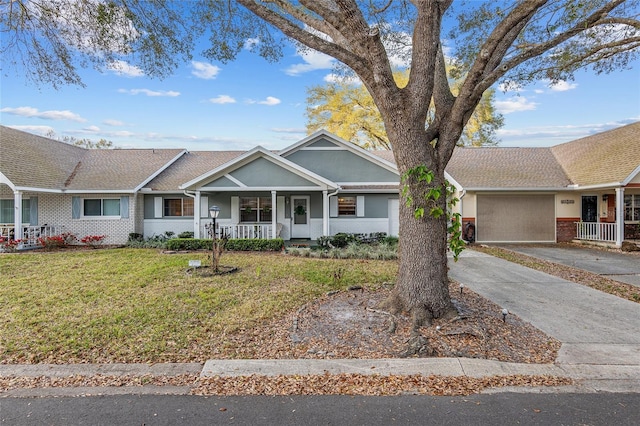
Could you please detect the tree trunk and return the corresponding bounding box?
[383,124,458,328]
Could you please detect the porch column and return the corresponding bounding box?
[271,190,277,239]
[322,190,329,236]
[193,191,201,238]
[615,187,625,247]
[13,190,23,240]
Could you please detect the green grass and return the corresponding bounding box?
[0,248,397,363]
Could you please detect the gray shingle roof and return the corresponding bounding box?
[551,122,640,186]
[1,125,85,189]
[1,126,184,191]
[373,122,640,189]
[446,147,572,189]
[144,151,245,191]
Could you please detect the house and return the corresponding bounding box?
[1,122,639,249]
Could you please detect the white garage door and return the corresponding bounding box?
[476,194,555,243]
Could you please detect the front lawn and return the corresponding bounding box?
[0,249,397,363]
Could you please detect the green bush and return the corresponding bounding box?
[226,238,284,251]
[177,231,194,239]
[165,238,284,252]
[166,238,210,251]
[317,232,390,248]
[128,233,143,242]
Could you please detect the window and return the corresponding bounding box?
[164,198,194,217]
[625,194,640,221]
[0,199,31,223]
[240,197,272,222]
[84,198,120,217]
[338,196,356,216]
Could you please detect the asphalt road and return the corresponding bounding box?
[2,393,640,425]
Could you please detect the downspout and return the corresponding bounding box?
[183,190,199,238]
[325,187,340,236]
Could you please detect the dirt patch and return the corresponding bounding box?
[221,282,561,364]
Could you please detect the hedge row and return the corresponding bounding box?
[166,238,284,252]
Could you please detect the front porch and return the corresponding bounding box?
[574,221,640,247]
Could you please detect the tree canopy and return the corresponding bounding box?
[306,69,503,150]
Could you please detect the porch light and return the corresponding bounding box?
[459,283,464,295]
[209,205,220,240]
[209,205,220,219]
[502,308,509,322]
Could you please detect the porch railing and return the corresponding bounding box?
[0,225,65,250]
[212,224,276,239]
[575,222,617,243]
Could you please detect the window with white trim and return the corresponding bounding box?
[164,198,194,217]
[338,196,356,216]
[624,194,640,221]
[84,198,120,217]
[0,199,30,223]
[240,197,272,222]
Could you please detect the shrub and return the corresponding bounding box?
[0,237,21,252]
[177,231,194,239]
[38,233,75,250]
[165,238,284,252]
[226,238,284,251]
[80,235,107,248]
[166,238,210,251]
[317,232,390,248]
[128,233,143,242]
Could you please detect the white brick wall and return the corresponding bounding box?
[39,193,136,245]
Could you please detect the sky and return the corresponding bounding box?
[1,16,639,152]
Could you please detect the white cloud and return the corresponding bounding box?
[118,88,180,97]
[285,49,335,76]
[323,73,362,85]
[191,61,221,79]
[494,96,538,114]
[244,38,260,49]
[7,125,56,136]
[548,80,578,92]
[209,95,236,104]
[0,106,86,122]
[108,60,144,77]
[103,119,124,126]
[84,125,101,132]
[258,96,281,106]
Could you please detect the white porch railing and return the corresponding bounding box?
[207,224,276,239]
[575,222,617,243]
[0,225,65,250]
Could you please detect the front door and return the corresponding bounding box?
[581,195,598,222]
[291,196,310,239]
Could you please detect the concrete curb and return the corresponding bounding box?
[2,359,638,396]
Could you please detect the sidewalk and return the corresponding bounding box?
[2,250,639,396]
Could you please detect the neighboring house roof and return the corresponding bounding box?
[144,151,245,191]
[446,147,573,190]
[551,121,640,187]
[1,126,185,192]
[373,147,572,189]
[1,125,85,191]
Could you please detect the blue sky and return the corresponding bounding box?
[1,34,639,152]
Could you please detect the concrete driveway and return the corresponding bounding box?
[494,244,640,287]
[448,250,640,365]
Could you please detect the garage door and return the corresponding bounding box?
[476,194,555,242]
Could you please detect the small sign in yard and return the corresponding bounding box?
[188,260,202,268]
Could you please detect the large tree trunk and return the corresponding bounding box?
[382,124,458,328]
